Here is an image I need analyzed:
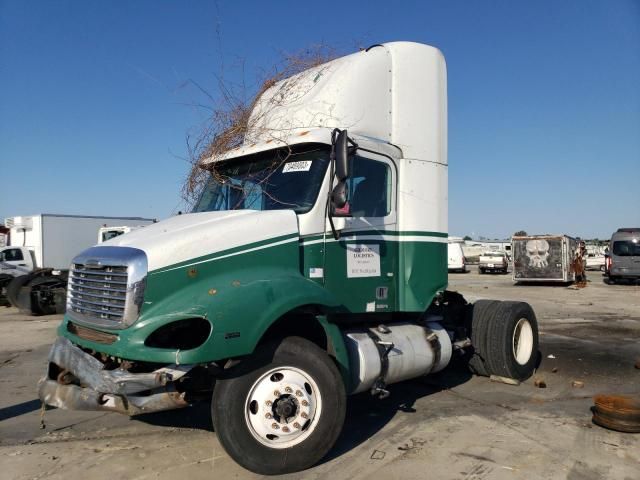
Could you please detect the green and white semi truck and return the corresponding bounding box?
[38,42,539,474]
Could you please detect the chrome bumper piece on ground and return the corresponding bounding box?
[38,337,191,415]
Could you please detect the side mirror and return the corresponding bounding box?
[334,130,350,181]
[331,182,348,209]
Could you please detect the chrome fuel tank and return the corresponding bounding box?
[344,322,452,394]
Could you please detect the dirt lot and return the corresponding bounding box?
[1,271,639,480]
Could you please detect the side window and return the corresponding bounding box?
[347,157,391,217]
[3,248,24,261]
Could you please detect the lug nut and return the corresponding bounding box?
[265,413,272,419]
[285,387,293,393]
[265,400,272,406]
[293,422,301,429]
[274,390,281,397]
[271,423,279,429]
[301,400,309,407]
[301,412,308,419]
[295,390,303,397]
[282,426,290,433]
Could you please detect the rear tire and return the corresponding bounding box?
[485,301,539,381]
[468,300,501,376]
[468,300,539,381]
[211,337,346,475]
[5,275,31,310]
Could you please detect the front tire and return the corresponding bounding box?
[211,337,346,475]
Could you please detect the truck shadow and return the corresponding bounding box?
[321,359,473,463]
[135,400,213,431]
[134,359,473,456]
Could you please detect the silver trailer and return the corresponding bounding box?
[512,234,578,283]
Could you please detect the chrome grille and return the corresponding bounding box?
[68,263,129,322]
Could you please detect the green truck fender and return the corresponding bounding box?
[61,268,352,389]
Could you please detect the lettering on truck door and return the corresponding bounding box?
[323,154,398,313]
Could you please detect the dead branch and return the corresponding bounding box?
[182,44,338,206]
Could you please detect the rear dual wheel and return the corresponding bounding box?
[211,337,346,475]
[468,300,539,381]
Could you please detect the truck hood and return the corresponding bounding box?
[99,210,299,272]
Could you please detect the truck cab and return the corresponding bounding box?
[38,42,539,475]
[0,246,35,277]
[98,225,147,244]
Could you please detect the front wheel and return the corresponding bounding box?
[211,337,346,475]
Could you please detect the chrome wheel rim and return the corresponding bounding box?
[244,366,322,448]
[512,318,534,365]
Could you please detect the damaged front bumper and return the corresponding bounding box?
[38,337,192,415]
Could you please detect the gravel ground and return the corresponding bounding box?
[1,270,638,479]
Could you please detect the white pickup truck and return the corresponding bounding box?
[478,251,509,274]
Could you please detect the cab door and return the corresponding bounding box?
[323,153,398,313]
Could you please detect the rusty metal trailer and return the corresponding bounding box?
[512,234,578,283]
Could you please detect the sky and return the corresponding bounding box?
[1,0,638,239]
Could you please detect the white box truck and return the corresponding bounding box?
[38,43,540,474]
[0,214,155,314]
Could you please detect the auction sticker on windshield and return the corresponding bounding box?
[346,244,381,278]
[282,161,313,173]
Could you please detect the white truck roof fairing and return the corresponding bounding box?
[202,42,447,167]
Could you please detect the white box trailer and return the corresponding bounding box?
[1,214,155,314]
[512,234,578,283]
[5,214,155,270]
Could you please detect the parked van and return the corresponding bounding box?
[608,228,640,283]
[448,240,467,272]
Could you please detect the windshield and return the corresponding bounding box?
[612,240,640,257]
[102,230,125,242]
[193,146,330,214]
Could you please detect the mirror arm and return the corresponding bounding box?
[327,212,340,240]
[327,133,340,240]
[327,128,357,241]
